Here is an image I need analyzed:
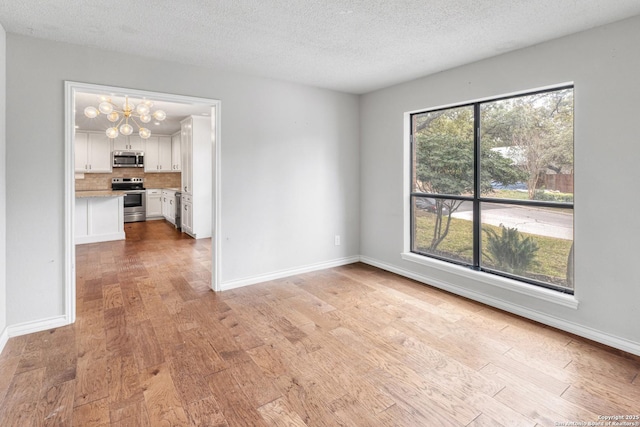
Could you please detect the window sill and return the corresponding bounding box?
[401,252,579,309]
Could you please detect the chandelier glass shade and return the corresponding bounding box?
[83,95,166,139]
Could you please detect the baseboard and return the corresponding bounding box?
[220,255,361,291]
[75,232,125,245]
[6,315,69,339]
[359,255,640,357]
[5,254,637,358]
[0,327,9,355]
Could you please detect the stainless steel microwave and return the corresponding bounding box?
[113,151,144,168]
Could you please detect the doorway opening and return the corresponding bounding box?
[64,81,221,324]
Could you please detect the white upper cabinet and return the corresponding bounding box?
[129,136,145,151]
[159,137,172,171]
[144,136,172,172]
[88,134,113,172]
[74,132,89,173]
[144,137,159,172]
[171,132,181,171]
[112,138,128,151]
[113,136,144,151]
[75,132,112,173]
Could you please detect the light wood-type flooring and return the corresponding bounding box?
[0,220,639,426]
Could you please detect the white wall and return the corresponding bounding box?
[0,23,7,345]
[5,35,360,326]
[360,15,640,353]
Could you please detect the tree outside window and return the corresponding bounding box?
[411,87,574,292]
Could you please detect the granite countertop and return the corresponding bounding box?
[75,190,126,198]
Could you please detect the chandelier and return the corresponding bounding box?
[83,95,166,139]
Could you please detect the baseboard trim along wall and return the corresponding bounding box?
[359,255,640,357]
[6,315,69,340]
[0,327,9,354]
[220,256,361,291]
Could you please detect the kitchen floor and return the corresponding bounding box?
[124,219,191,241]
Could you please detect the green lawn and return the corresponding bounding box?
[486,189,529,200]
[414,212,572,286]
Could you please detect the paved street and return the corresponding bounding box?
[451,203,573,240]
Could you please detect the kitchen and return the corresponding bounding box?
[73,90,213,244]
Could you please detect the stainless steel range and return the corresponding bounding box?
[112,177,146,223]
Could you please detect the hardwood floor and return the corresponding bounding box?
[1,220,638,426]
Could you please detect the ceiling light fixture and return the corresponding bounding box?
[83,95,166,139]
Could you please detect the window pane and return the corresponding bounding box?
[480,202,574,290]
[480,89,574,201]
[412,196,473,264]
[412,106,474,196]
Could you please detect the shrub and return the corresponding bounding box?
[484,225,539,274]
[533,190,574,203]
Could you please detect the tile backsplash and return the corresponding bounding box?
[76,169,181,191]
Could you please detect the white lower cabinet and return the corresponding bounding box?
[181,194,193,236]
[75,196,125,244]
[162,189,177,225]
[146,189,162,219]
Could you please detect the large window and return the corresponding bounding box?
[411,87,574,293]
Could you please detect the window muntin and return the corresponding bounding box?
[410,87,574,293]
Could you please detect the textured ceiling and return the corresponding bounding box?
[1,1,640,94]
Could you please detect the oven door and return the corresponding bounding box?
[123,190,146,222]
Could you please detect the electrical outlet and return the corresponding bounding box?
[335,235,341,246]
